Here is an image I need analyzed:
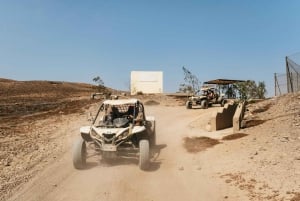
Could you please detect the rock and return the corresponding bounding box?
[225,179,232,183]
[178,166,184,171]
[295,157,300,160]
[4,160,11,166]
[205,124,211,132]
[280,137,289,142]
[259,147,267,151]
[4,158,12,166]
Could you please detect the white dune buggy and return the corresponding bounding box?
[72,99,155,170]
[186,87,227,109]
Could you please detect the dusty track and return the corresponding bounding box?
[3,101,300,201]
[4,105,249,201]
[1,80,300,201]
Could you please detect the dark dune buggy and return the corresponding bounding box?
[186,87,227,109]
[72,99,155,170]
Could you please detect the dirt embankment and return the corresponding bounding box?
[0,80,184,200]
[1,79,300,201]
[183,93,300,201]
[0,79,100,199]
[238,93,300,200]
[0,80,95,117]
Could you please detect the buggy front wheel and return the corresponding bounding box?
[139,139,150,170]
[201,100,208,109]
[186,101,192,109]
[72,137,87,169]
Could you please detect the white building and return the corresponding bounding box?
[130,71,163,95]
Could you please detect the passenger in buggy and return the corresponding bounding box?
[111,106,120,119]
[126,105,135,118]
[101,105,120,126]
[125,105,143,126]
[101,104,143,127]
[207,89,215,100]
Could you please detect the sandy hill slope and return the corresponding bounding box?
[0,79,94,103]
[0,79,103,200]
[0,79,106,120]
[223,92,300,200]
[0,79,299,201]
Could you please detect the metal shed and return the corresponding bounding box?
[204,79,246,99]
[204,79,245,85]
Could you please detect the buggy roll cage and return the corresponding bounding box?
[92,99,146,126]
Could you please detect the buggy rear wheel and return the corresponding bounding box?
[72,137,87,169]
[149,121,156,147]
[139,139,150,170]
[150,131,156,147]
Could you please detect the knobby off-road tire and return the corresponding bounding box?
[139,139,150,170]
[201,100,208,109]
[186,101,192,109]
[149,121,156,147]
[73,137,87,169]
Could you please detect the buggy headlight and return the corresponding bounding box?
[90,128,102,141]
[116,131,129,141]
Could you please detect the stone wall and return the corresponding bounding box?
[208,103,238,131]
[233,101,246,132]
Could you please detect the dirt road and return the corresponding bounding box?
[6,105,249,201]
[2,81,299,201]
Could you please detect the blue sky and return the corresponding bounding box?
[1,1,300,96]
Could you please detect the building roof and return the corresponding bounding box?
[103,98,139,105]
[204,79,246,85]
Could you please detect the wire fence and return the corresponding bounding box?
[286,56,300,93]
[274,73,288,96]
[274,55,300,96]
